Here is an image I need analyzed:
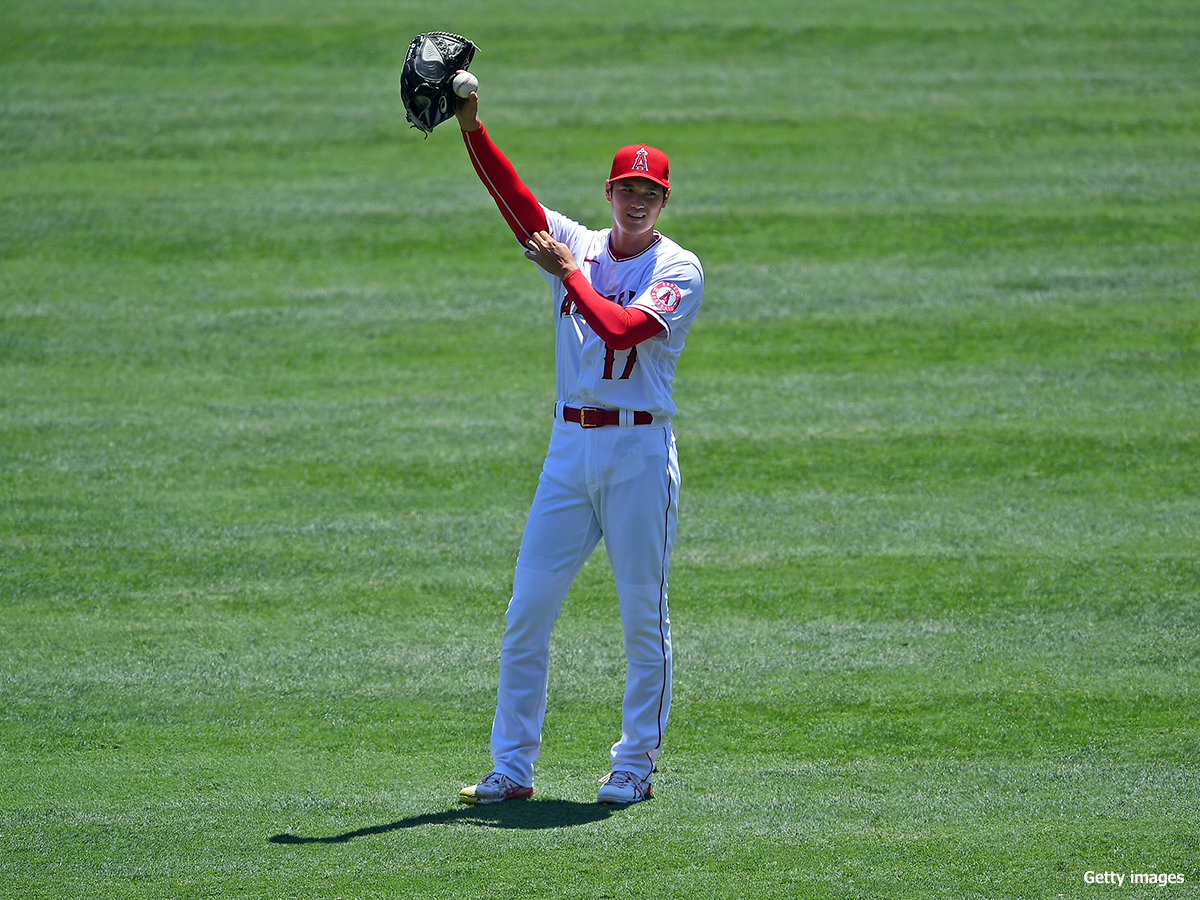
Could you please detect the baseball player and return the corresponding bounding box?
[452,85,703,805]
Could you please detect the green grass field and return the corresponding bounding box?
[2,0,1198,897]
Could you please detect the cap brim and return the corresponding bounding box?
[606,172,670,189]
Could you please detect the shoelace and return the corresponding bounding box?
[601,771,638,786]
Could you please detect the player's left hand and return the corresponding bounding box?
[524,231,579,279]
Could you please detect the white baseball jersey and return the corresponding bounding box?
[539,207,703,420]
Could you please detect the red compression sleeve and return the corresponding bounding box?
[462,125,549,244]
[563,269,665,350]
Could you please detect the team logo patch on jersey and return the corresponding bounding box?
[649,281,682,313]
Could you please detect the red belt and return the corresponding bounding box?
[563,406,653,428]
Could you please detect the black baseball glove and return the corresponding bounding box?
[399,32,479,135]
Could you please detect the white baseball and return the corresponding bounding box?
[452,71,479,98]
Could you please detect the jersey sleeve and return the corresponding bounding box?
[627,259,704,341]
[462,125,549,245]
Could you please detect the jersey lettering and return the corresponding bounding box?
[564,290,637,320]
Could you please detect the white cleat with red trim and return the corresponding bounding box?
[459,771,533,804]
[597,770,653,804]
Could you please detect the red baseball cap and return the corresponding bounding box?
[606,144,670,194]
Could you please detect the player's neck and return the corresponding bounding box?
[609,229,660,260]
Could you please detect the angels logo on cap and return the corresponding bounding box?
[649,281,682,313]
[607,144,670,194]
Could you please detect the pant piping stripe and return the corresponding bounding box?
[652,431,674,752]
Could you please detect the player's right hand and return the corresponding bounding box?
[455,83,481,132]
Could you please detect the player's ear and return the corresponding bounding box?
[605,183,613,202]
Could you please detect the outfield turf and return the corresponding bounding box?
[2,0,1198,897]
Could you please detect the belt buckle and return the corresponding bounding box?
[578,406,604,428]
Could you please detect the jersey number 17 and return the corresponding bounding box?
[603,344,637,380]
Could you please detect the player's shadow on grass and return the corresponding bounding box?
[269,799,613,843]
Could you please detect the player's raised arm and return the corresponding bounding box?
[456,88,549,244]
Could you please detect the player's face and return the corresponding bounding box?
[609,178,667,238]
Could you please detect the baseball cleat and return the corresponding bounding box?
[597,770,653,804]
[459,771,533,804]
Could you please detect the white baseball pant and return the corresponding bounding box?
[489,417,679,787]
